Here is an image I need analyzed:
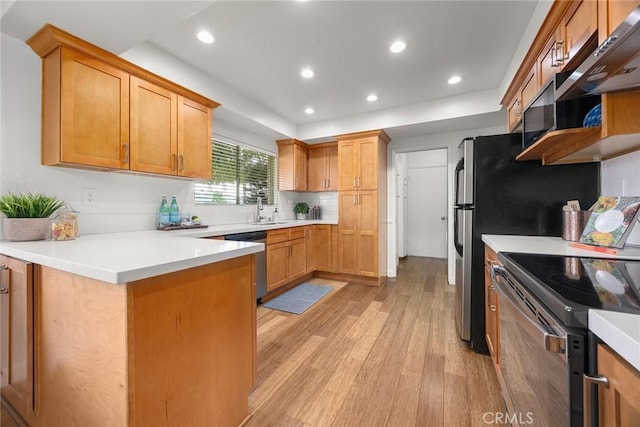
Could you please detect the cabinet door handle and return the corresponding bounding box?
[353,177,356,188]
[583,374,609,427]
[326,178,330,188]
[173,154,178,170]
[353,194,357,205]
[357,176,361,187]
[123,143,129,164]
[0,265,8,294]
[179,155,185,172]
[358,194,361,204]
[556,39,567,63]
[488,304,497,312]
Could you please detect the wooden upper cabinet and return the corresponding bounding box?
[0,256,34,424]
[560,0,598,67]
[307,143,338,191]
[538,28,561,90]
[277,139,307,191]
[43,47,129,169]
[338,141,357,190]
[520,64,539,110]
[130,76,177,175]
[177,97,212,179]
[598,0,640,43]
[507,93,523,132]
[28,24,218,177]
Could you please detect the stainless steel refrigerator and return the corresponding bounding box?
[453,134,600,353]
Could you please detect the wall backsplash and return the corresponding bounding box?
[277,191,338,221]
[601,150,640,246]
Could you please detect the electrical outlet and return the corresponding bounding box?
[82,188,98,206]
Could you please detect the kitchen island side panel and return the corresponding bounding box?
[128,254,255,427]
[35,265,129,426]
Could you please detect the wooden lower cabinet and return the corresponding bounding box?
[592,344,640,426]
[0,255,34,424]
[1,255,256,427]
[266,228,307,292]
[305,226,315,273]
[484,247,499,368]
[314,225,332,272]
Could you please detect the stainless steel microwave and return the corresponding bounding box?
[522,71,600,150]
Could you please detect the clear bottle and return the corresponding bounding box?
[159,195,171,226]
[273,207,279,222]
[169,195,180,225]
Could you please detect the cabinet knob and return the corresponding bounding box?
[488,304,496,312]
[0,288,7,294]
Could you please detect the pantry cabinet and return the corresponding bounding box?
[335,130,388,283]
[277,139,308,191]
[0,256,34,424]
[307,143,338,191]
[27,24,218,178]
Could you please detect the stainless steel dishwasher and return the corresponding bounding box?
[224,231,267,301]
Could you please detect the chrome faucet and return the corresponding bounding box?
[255,196,266,223]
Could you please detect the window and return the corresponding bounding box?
[194,139,277,205]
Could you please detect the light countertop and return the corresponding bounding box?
[482,235,640,260]
[0,219,336,284]
[589,310,640,371]
[482,234,640,372]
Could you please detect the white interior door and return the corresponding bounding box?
[407,165,447,258]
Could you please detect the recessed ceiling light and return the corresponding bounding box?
[448,75,462,85]
[301,67,315,79]
[390,40,406,53]
[197,31,214,44]
[305,107,315,115]
[366,94,378,102]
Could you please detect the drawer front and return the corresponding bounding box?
[267,229,289,244]
[288,227,305,240]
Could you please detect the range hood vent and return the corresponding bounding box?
[555,6,640,101]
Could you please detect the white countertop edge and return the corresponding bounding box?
[0,241,264,284]
[173,219,338,238]
[589,310,640,371]
[482,235,640,260]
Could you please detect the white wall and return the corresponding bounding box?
[0,33,280,237]
[387,124,508,283]
[601,151,640,246]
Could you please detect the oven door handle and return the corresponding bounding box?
[491,264,567,355]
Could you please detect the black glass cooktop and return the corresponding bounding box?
[499,252,640,328]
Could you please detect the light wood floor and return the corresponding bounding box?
[247,257,503,426]
[1,257,502,427]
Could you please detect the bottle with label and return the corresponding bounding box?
[159,195,170,226]
[169,195,180,225]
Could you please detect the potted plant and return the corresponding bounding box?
[293,202,309,220]
[0,192,65,241]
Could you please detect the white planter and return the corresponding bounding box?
[3,218,51,241]
[296,213,306,220]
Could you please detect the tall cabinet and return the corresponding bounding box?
[335,130,389,283]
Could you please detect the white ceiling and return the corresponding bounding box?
[1,0,543,141]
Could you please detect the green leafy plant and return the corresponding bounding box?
[293,202,309,214]
[0,192,65,218]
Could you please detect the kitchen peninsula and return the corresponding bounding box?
[0,231,263,427]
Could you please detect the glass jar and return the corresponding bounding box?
[51,217,75,240]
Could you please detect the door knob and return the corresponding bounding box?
[441,216,446,220]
